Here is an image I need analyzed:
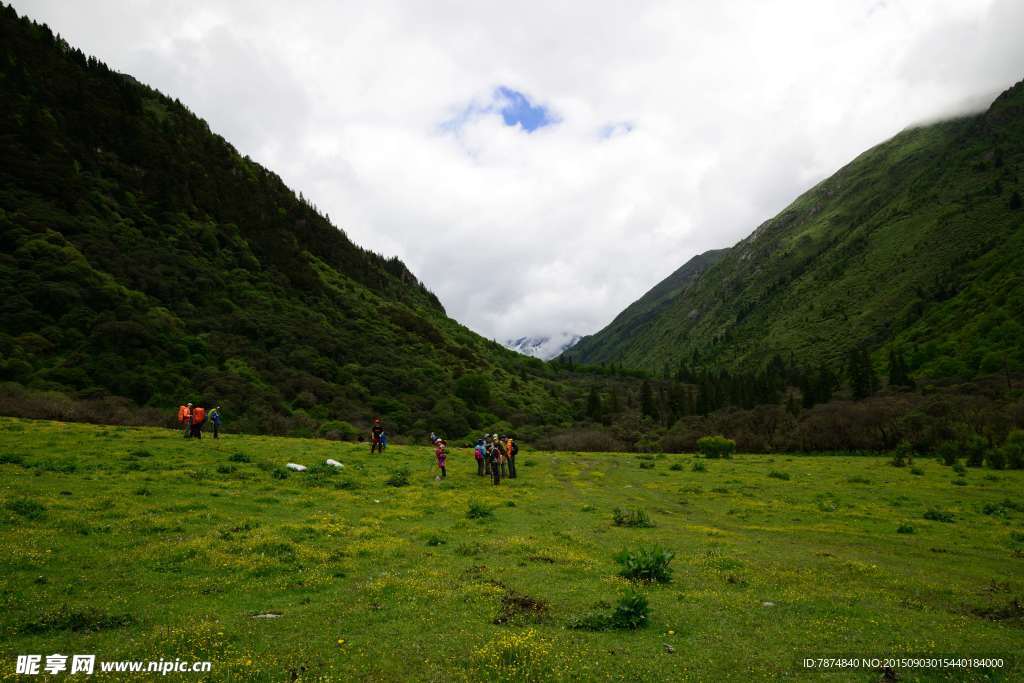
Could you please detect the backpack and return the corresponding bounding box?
[193,406,206,424]
[177,405,189,423]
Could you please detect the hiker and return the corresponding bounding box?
[483,435,492,476]
[474,438,486,476]
[209,406,222,439]
[429,431,438,445]
[507,436,518,478]
[191,404,206,439]
[435,438,448,480]
[381,430,388,450]
[499,435,510,478]
[488,434,505,485]
[370,418,384,454]
[178,403,192,438]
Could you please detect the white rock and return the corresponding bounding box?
[286,463,307,472]
[325,459,344,468]
[762,601,775,608]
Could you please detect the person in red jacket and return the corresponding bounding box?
[434,439,448,480]
[370,418,384,454]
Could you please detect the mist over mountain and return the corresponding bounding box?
[505,333,581,361]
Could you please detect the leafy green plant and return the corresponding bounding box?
[768,470,790,480]
[466,500,493,519]
[891,440,914,468]
[615,546,674,583]
[612,508,654,528]
[692,461,707,472]
[697,435,735,459]
[5,498,46,520]
[669,462,683,471]
[910,466,924,476]
[923,509,955,523]
[385,468,410,487]
[897,523,915,534]
[936,441,959,466]
[1003,430,1024,469]
[228,452,251,463]
[271,467,290,480]
[568,588,650,631]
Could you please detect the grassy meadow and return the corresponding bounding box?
[1,417,1022,682]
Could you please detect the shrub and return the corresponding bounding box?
[952,479,967,486]
[228,452,251,463]
[134,487,152,496]
[964,434,987,467]
[568,589,650,631]
[923,509,955,523]
[897,523,915,534]
[615,546,674,583]
[20,606,133,634]
[692,461,707,473]
[131,449,154,458]
[317,420,359,441]
[847,475,871,484]
[466,500,493,519]
[216,464,236,475]
[952,462,967,475]
[5,498,45,520]
[936,441,959,466]
[767,470,790,481]
[304,463,340,487]
[910,466,924,476]
[638,461,655,470]
[425,534,446,546]
[697,435,735,459]
[1003,430,1024,469]
[891,440,914,467]
[986,448,1007,470]
[669,462,683,471]
[271,467,290,480]
[0,453,25,465]
[612,508,654,528]
[386,468,410,487]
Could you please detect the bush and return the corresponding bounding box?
[1003,430,1024,469]
[5,498,45,520]
[466,500,493,519]
[952,478,967,486]
[305,463,340,487]
[669,462,683,471]
[897,523,915,534]
[986,448,1006,470]
[638,461,655,470]
[317,420,359,441]
[568,588,650,631]
[952,462,967,475]
[910,466,924,476]
[697,435,735,459]
[228,452,251,463]
[615,546,674,583]
[923,509,955,523]
[891,440,914,467]
[936,441,959,466]
[425,534,446,546]
[612,508,654,528]
[691,461,707,473]
[131,449,154,458]
[964,434,987,467]
[386,468,410,487]
[271,467,290,480]
[767,470,790,480]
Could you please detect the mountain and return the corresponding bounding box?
[567,81,1024,380]
[568,249,728,366]
[505,333,581,360]
[0,5,578,437]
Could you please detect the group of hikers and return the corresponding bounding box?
[176,403,222,439]
[430,431,519,485]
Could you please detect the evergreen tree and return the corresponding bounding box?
[887,347,914,388]
[847,347,879,400]
[640,380,657,420]
[586,386,603,422]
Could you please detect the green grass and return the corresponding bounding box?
[1,417,1022,681]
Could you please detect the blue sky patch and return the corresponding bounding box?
[441,86,557,134]
[494,86,556,132]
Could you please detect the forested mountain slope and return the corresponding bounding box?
[568,81,1024,381]
[0,5,572,436]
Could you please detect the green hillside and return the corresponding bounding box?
[568,81,1024,380]
[0,5,581,437]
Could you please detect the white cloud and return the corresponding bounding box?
[16,0,1024,341]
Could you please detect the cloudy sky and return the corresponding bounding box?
[17,0,1024,346]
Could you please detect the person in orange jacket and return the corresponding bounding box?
[191,405,206,439]
[179,403,193,438]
